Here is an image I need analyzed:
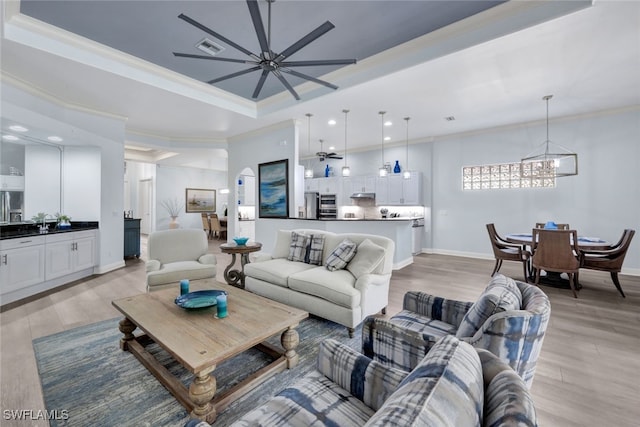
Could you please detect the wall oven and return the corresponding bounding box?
[319,194,337,220]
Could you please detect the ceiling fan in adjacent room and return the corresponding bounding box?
[316,139,342,161]
[173,0,357,100]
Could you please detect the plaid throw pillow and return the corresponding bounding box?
[287,232,325,265]
[325,239,358,271]
[287,231,308,262]
[306,234,325,266]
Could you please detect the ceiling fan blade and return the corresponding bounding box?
[252,69,270,99]
[275,21,335,61]
[173,52,256,64]
[207,66,261,84]
[281,68,338,90]
[281,59,357,67]
[178,13,259,60]
[246,0,270,56]
[273,71,300,100]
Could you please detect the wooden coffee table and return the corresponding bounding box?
[112,280,308,423]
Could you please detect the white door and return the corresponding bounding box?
[138,178,153,235]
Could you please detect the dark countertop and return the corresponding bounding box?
[0,221,99,240]
[294,217,423,221]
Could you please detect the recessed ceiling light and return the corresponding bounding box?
[329,145,335,150]
[2,135,19,141]
[384,136,391,141]
[384,121,392,127]
[445,116,456,121]
[47,136,63,142]
[9,125,28,132]
[328,119,337,126]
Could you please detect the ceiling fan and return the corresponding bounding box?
[316,139,342,161]
[173,0,357,100]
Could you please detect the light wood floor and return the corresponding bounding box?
[1,238,639,426]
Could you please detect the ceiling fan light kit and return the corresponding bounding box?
[403,116,411,179]
[379,111,388,177]
[520,95,578,178]
[305,113,314,178]
[174,0,357,100]
[342,109,351,177]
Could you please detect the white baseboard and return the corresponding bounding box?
[393,256,414,270]
[424,249,640,277]
[94,260,126,275]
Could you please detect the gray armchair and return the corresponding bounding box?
[146,229,217,291]
[362,274,550,388]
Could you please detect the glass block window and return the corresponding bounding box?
[462,161,556,190]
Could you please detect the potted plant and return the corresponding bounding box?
[55,212,72,229]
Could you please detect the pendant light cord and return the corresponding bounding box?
[343,109,349,166]
[379,111,386,165]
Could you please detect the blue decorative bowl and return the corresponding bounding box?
[233,237,249,246]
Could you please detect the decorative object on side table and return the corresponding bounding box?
[233,236,249,246]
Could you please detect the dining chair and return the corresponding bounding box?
[580,229,635,298]
[201,213,213,240]
[209,213,227,240]
[535,222,570,230]
[486,223,530,282]
[531,228,581,298]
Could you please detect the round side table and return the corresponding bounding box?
[219,242,262,288]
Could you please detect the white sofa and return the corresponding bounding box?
[145,229,217,291]
[244,229,395,336]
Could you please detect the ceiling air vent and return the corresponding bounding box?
[195,38,225,56]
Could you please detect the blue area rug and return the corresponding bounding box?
[33,316,361,427]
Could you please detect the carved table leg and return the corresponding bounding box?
[281,326,300,368]
[118,317,137,351]
[189,366,217,423]
[224,253,243,287]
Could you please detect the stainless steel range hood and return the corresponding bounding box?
[350,192,376,199]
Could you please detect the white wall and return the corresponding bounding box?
[429,108,640,271]
[227,121,299,241]
[63,146,101,220]
[155,164,228,231]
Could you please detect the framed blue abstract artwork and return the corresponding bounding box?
[258,159,289,218]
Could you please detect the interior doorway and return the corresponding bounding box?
[138,178,153,234]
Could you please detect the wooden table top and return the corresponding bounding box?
[505,233,610,250]
[112,280,308,373]
[220,242,262,254]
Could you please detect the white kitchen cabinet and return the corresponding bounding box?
[402,172,423,205]
[0,236,46,293]
[376,172,422,205]
[304,178,319,192]
[342,176,376,205]
[317,177,340,194]
[45,230,96,281]
[0,175,25,191]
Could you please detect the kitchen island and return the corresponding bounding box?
[255,217,421,269]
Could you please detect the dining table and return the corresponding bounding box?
[504,232,610,288]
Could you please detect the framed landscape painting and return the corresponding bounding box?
[258,159,289,218]
[185,188,216,213]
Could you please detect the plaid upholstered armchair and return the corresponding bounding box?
[362,274,551,388]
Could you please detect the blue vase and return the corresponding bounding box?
[393,160,401,173]
[325,164,330,177]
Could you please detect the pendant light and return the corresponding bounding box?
[341,109,351,177]
[378,111,387,177]
[521,95,578,178]
[403,117,411,179]
[304,113,314,178]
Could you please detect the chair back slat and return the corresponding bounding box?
[532,229,580,272]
